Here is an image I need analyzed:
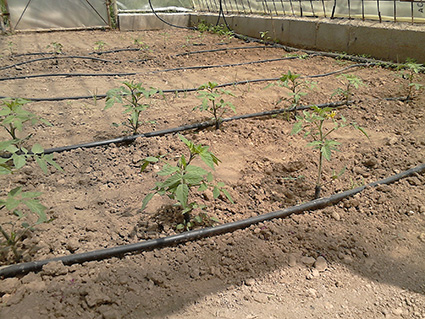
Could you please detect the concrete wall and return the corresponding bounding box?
[119,13,190,31]
[119,13,425,63]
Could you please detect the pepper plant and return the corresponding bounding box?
[105,81,163,135]
[332,74,365,105]
[291,106,368,199]
[141,134,233,231]
[194,82,236,130]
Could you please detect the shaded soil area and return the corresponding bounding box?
[0,29,424,319]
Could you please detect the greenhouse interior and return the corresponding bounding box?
[0,0,424,318]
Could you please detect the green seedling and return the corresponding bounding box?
[332,74,365,105]
[267,71,316,116]
[94,40,107,51]
[0,98,62,174]
[284,53,309,60]
[194,82,236,130]
[47,42,63,54]
[7,41,15,55]
[196,21,233,40]
[141,134,233,231]
[397,58,424,100]
[259,31,271,44]
[0,187,49,262]
[133,38,152,59]
[197,20,210,33]
[0,98,50,140]
[105,81,163,135]
[291,106,368,199]
[0,140,62,175]
[88,88,99,106]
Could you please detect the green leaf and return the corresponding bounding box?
[35,156,49,174]
[158,164,179,176]
[145,156,159,163]
[12,153,26,170]
[184,172,205,185]
[198,183,208,192]
[8,187,22,197]
[140,161,150,172]
[31,143,44,154]
[141,193,154,211]
[291,121,303,135]
[186,165,208,176]
[5,198,20,211]
[161,174,182,189]
[24,199,47,217]
[44,154,63,171]
[176,184,189,208]
[200,152,219,170]
[213,186,220,199]
[221,189,234,203]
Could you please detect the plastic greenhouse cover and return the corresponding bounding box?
[192,0,425,23]
[9,0,109,30]
[117,0,194,11]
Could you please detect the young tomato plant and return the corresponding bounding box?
[194,82,236,130]
[291,106,368,199]
[397,58,424,100]
[0,187,48,262]
[141,134,233,231]
[47,42,63,54]
[0,98,51,140]
[0,98,61,173]
[332,74,365,105]
[105,81,163,135]
[267,71,316,116]
[94,40,107,52]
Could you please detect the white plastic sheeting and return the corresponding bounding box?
[192,0,425,23]
[9,0,109,30]
[117,0,193,11]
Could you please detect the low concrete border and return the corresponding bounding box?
[119,13,425,63]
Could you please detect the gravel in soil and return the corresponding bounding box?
[0,29,424,319]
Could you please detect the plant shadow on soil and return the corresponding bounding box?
[0,29,424,318]
[79,188,424,317]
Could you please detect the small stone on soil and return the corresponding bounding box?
[288,254,297,267]
[301,256,316,267]
[332,211,341,221]
[314,256,328,272]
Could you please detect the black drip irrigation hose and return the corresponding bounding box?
[0,56,119,71]
[148,0,196,30]
[219,32,425,72]
[174,45,273,57]
[0,63,370,101]
[0,56,301,83]
[41,97,411,156]
[0,47,286,82]
[1,162,423,278]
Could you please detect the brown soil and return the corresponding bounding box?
[0,29,424,319]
